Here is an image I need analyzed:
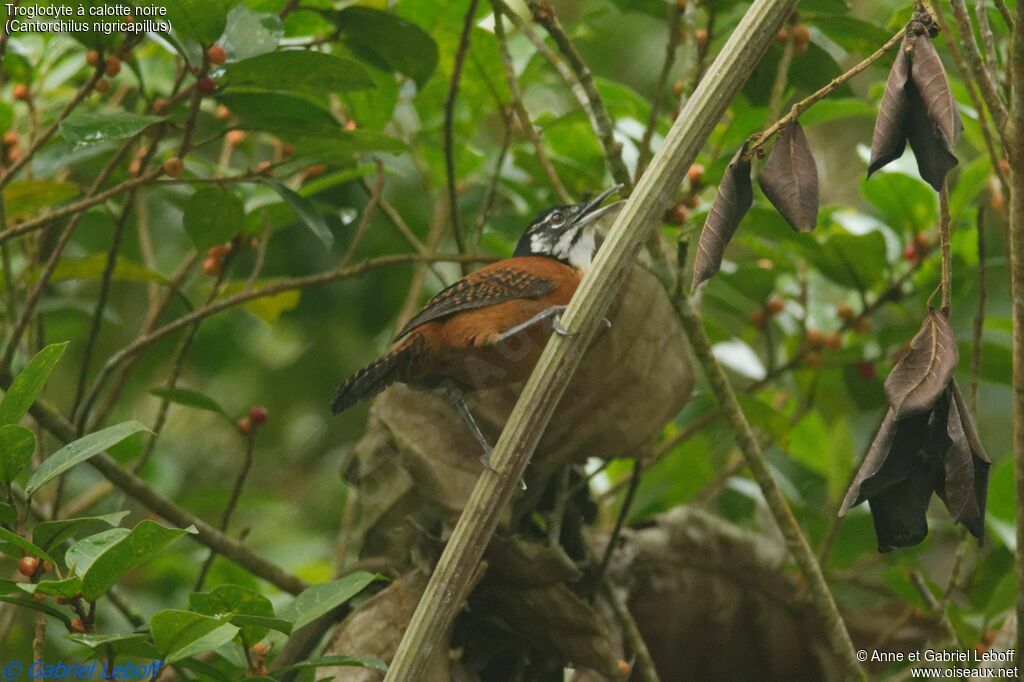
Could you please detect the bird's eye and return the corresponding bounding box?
[550,211,566,226]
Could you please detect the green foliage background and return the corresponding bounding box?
[0,0,1015,676]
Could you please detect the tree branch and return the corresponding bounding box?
[382,2,818,679]
[948,0,1010,136]
[443,0,480,257]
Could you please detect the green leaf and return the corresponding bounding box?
[0,527,58,565]
[269,656,388,677]
[160,0,228,44]
[151,610,239,663]
[0,342,67,426]
[65,633,161,659]
[4,180,80,221]
[18,576,82,599]
[191,584,286,643]
[25,421,151,496]
[221,3,283,61]
[183,187,245,251]
[278,572,379,630]
[819,230,887,290]
[861,172,938,236]
[292,131,406,159]
[798,98,876,127]
[65,521,195,600]
[49,253,170,287]
[59,112,164,148]
[949,154,993,223]
[223,51,373,94]
[149,387,226,415]
[334,7,438,87]
[0,424,35,482]
[220,280,300,324]
[32,511,129,553]
[263,181,332,249]
[0,501,14,526]
[216,91,341,136]
[0,594,71,626]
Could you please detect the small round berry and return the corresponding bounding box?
[806,351,824,369]
[208,243,232,259]
[104,56,121,77]
[685,194,700,209]
[856,361,876,380]
[214,104,231,121]
[6,146,22,163]
[251,642,268,657]
[128,159,142,176]
[806,329,826,347]
[152,97,170,114]
[202,256,222,277]
[2,131,18,147]
[902,243,918,262]
[686,163,705,186]
[163,156,185,178]
[756,258,774,270]
[344,119,357,131]
[55,595,68,605]
[282,143,295,157]
[12,83,29,101]
[775,28,789,44]
[207,44,227,65]
[70,618,87,633]
[675,0,687,9]
[249,405,268,425]
[255,160,272,176]
[854,317,872,334]
[666,204,688,225]
[823,331,842,351]
[236,416,252,435]
[196,76,216,95]
[616,659,632,677]
[915,230,930,249]
[304,164,327,178]
[33,593,46,603]
[766,295,785,315]
[836,301,855,322]
[226,130,246,146]
[792,25,811,44]
[95,79,110,95]
[751,308,767,328]
[695,29,709,50]
[18,556,39,577]
[672,79,684,97]
[86,50,101,67]
[990,183,1006,216]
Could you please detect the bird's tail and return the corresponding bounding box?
[330,335,424,415]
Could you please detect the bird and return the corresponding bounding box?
[330,185,624,469]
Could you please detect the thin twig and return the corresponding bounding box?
[599,572,660,682]
[341,161,385,266]
[595,459,642,586]
[932,1,1009,194]
[526,0,632,189]
[470,109,512,250]
[939,182,952,314]
[195,434,257,591]
[948,0,1010,135]
[1,139,136,373]
[747,26,906,157]
[443,0,480,257]
[994,0,1013,28]
[0,66,103,191]
[491,3,571,203]
[976,0,1001,75]
[971,206,987,412]
[636,5,683,179]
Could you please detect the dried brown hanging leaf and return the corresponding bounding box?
[910,33,963,160]
[691,146,752,288]
[934,387,977,523]
[867,37,911,176]
[757,121,819,232]
[948,379,991,540]
[884,309,958,420]
[867,27,962,191]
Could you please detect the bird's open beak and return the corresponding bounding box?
[574,184,626,228]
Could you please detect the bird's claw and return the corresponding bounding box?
[553,315,611,336]
[479,450,527,490]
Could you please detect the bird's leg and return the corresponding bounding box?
[553,313,612,337]
[493,305,568,342]
[441,384,527,490]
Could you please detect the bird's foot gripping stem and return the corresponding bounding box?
[495,304,611,341]
[442,385,526,490]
